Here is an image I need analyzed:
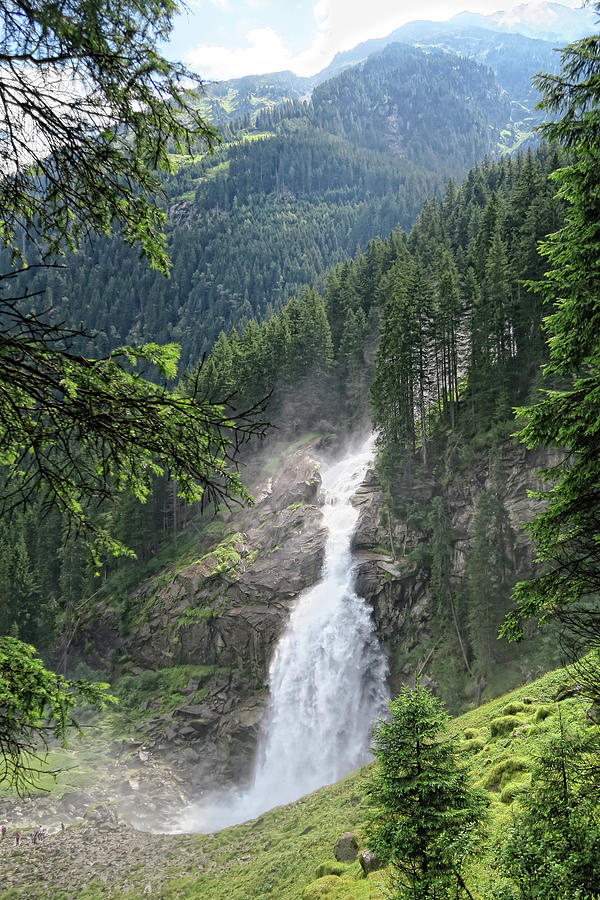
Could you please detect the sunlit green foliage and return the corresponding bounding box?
[0,636,114,794]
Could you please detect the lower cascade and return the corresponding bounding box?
[182,435,389,832]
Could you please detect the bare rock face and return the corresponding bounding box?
[73,436,555,801]
[79,443,327,791]
[351,442,557,696]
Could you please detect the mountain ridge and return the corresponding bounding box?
[195,0,592,127]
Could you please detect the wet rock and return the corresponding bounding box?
[74,446,331,792]
[84,803,119,824]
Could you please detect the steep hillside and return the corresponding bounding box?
[193,71,310,127]
[319,23,558,132]
[0,665,594,899]
[1,146,566,729]
[13,42,512,369]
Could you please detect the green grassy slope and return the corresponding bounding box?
[0,664,593,899]
[0,663,583,900]
[155,665,589,900]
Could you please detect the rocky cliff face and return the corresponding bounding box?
[353,442,556,696]
[76,436,554,808]
[79,441,328,792]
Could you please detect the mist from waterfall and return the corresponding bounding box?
[181,435,389,832]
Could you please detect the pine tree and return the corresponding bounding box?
[465,462,516,685]
[365,685,486,900]
[372,256,419,489]
[499,717,600,898]
[434,249,462,430]
[502,12,600,698]
[339,306,368,416]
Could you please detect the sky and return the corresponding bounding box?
[165,0,584,81]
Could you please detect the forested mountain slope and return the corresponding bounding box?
[196,20,563,134]
[193,70,310,127]
[321,23,559,123]
[186,143,567,712]
[17,42,514,370]
[1,145,567,737]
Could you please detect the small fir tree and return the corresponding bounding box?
[365,685,486,900]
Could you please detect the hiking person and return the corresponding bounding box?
[15,831,20,846]
[1,824,6,839]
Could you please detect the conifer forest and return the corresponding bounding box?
[1,2,600,899]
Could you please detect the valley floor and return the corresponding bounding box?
[0,821,204,899]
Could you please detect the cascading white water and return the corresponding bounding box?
[181,435,389,832]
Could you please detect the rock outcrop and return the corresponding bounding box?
[78,441,327,790]
[352,443,557,696]
[68,436,556,806]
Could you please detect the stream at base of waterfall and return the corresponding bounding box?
[181,435,389,832]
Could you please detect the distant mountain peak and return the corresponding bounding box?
[449,2,597,43]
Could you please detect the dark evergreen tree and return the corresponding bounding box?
[366,685,486,900]
[502,10,600,704]
[499,717,600,899]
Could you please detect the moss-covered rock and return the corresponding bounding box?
[315,861,347,878]
[484,756,529,790]
[302,875,342,899]
[489,715,522,737]
[463,736,485,753]
[534,704,554,722]
[500,778,529,804]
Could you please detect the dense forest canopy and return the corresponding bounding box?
[13,41,523,370]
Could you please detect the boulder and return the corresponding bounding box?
[84,803,119,825]
[555,684,583,701]
[587,705,600,724]
[333,831,358,862]
[359,848,383,874]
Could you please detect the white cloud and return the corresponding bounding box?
[186,27,293,80]
[281,0,536,77]
[298,0,541,74]
[185,0,586,81]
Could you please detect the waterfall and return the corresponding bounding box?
[181,435,389,832]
